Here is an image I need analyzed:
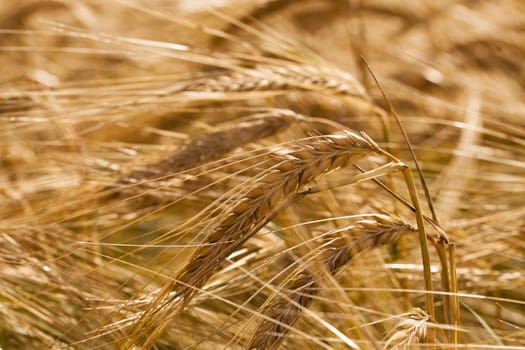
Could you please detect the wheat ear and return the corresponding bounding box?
[384,308,430,350]
[124,131,381,348]
[106,109,300,201]
[248,215,417,350]
[176,64,365,98]
[126,109,299,180]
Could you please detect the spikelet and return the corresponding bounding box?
[384,308,430,350]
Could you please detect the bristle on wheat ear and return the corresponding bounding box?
[124,131,384,348]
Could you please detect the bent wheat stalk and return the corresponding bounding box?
[248,215,417,350]
[123,131,383,348]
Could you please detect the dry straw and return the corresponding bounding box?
[1,1,524,349]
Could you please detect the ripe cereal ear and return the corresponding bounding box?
[249,215,417,350]
[123,131,389,349]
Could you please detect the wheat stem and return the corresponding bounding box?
[449,243,460,349]
[402,168,435,342]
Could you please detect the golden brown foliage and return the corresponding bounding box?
[0,1,524,349]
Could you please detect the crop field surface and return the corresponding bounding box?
[0,1,524,349]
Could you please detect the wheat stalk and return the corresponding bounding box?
[121,131,383,348]
[248,214,417,349]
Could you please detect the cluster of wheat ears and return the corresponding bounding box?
[0,1,524,349]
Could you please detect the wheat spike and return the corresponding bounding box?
[107,109,300,200]
[125,109,299,179]
[176,64,366,98]
[248,215,417,349]
[384,308,430,350]
[124,131,382,348]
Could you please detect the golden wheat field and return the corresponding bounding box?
[0,0,524,349]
